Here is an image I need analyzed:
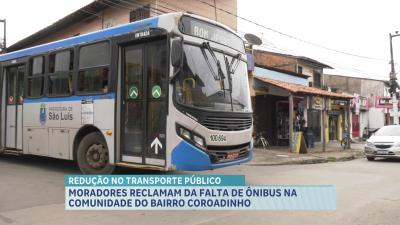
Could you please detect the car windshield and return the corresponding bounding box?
[374,126,400,136]
[174,44,251,113]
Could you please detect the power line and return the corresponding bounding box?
[237,30,387,79]
[78,8,102,18]
[155,0,388,78]
[194,0,388,62]
[257,41,385,78]
[93,0,386,78]
[98,0,129,11]
[152,1,384,79]
[257,43,386,79]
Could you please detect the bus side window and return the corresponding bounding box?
[27,56,45,98]
[48,50,74,96]
[6,67,17,104]
[77,42,110,94]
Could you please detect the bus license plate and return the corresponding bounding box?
[210,134,227,143]
[226,151,239,160]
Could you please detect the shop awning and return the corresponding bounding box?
[254,76,353,99]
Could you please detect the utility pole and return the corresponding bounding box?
[389,32,400,125]
[0,19,5,53]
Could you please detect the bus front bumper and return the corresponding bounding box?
[171,140,253,171]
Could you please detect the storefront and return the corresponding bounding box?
[308,96,323,143]
[253,75,352,152]
[328,99,348,142]
[254,95,306,146]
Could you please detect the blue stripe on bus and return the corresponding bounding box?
[0,17,159,62]
[23,93,115,103]
[171,140,253,171]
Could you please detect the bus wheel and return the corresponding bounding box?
[77,132,115,174]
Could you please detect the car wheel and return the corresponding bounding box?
[366,156,375,161]
[77,132,115,174]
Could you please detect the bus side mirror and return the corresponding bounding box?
[171,37,183,68]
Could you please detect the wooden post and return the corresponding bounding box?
[347,99,351,149]
[289,93,294,152]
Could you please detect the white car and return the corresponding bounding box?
[364,125,400,161]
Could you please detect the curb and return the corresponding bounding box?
[248,152,365,166]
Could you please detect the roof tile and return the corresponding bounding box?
[254,76,353,99]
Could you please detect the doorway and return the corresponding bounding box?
[4,64,25,149]
[120,39,168,165]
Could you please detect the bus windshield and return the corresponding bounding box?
[174,44,251,113]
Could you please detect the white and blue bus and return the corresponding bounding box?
[0,13,253,174]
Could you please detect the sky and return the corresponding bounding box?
[237,0,400,80]
[1,0,400,81]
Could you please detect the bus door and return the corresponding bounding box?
[4,64,24,149]
[120,39,168,166]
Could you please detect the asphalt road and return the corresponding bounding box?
[0,154,399,225]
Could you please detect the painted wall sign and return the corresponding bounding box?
[331,99,348,109]
[375,96,400,109]
[312,96,323,110]
[359,96,369,110]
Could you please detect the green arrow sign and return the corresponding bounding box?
[152,85,161,98]
[129,86,138,99]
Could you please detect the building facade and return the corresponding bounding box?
[250,50,351,151]
[324,74,389,140]
[253,50,332,88]
[7,0,237,51]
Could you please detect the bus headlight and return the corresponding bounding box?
[179,127,191,140]
[193,135,205,148]
[177,124,206,150]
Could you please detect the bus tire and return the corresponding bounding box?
[77,132,114,174]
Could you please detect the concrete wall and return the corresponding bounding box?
[324,75,362,94]
[360,78,387,105]
[359,111,369,136]
[324,74,385,97]
[25,0,237,48]
[368,108,385,129]
[302,66,313,77]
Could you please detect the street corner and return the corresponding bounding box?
[248,143,365,166]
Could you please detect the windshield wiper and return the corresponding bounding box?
[201,42,227,95]
[200,42,226,81]
[229,53,241,75]
[223,53,243,111]
[224,55,233,111]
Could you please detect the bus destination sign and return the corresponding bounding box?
[180,16,244,52]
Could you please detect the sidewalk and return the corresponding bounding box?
[248,141,365,166]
